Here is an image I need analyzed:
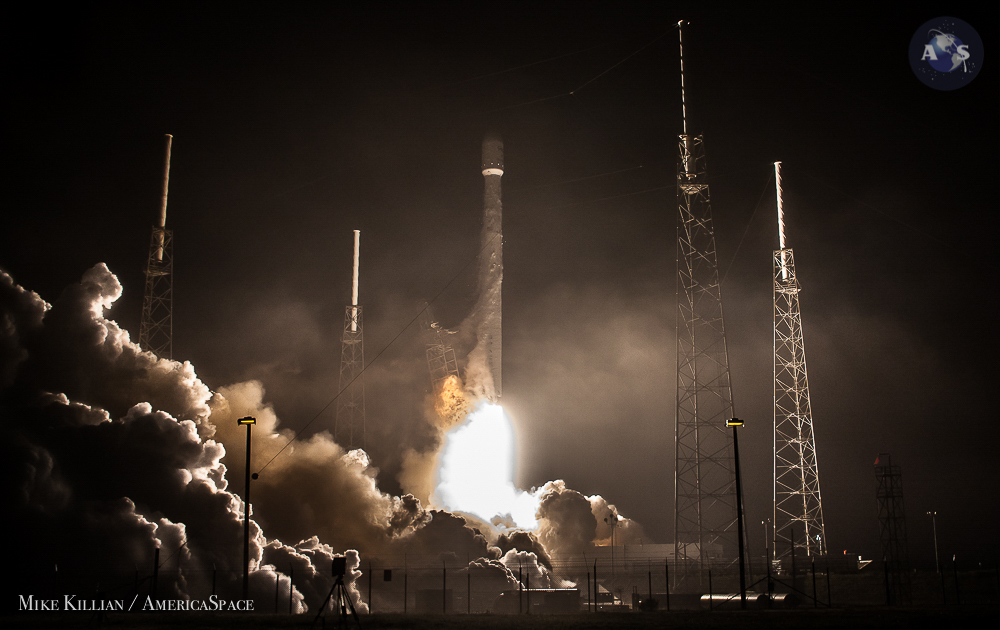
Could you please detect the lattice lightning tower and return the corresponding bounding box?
[772,161,826,558]
[336,230,366,450]
[673,20,739,579]
[874,453,911,604]
[139,134,174,359]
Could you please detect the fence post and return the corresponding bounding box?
[708,569,713,611]
[665,559,670,611]
[812,557,817,608]
[825,558,831,607]
[953,555,960,605]
[883,558,891,606]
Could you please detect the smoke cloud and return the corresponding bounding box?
[2,263,649,614]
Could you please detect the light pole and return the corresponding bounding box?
[927,511,940,573]
[728,418,747,609]
[239,416,256,599]
[763,518,771,561]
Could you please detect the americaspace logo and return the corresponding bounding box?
[910,17,983,90]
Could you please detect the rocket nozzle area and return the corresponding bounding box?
[481,133,504,176]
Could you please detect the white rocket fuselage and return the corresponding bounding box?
[476,133,504,402]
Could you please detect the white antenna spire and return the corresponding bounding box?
[775,161,786,249]
[351,230,360,331]
[678,21,688,136]
[775,161,788,280]
[155,134,172,261]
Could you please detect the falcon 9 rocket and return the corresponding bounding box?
[471,133,504,402]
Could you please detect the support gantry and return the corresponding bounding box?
[139,134,174,359]
[336,230,366,450]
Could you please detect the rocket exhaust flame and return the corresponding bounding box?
[433,402,539,530]
[433,374,471,430]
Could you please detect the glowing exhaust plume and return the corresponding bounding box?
[434,374,471,430]
[434,403,539,529]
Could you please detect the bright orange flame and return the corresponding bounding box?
[434,374,470,430]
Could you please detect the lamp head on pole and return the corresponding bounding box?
[238,416,256,426]
[727,418,744,427]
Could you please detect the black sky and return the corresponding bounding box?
[2,2,996,568]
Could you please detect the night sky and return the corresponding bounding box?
[3,1,996,574]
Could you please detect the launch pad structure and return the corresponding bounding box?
[772,162,827,560]
[139,134,175,359]
[423,305,461,391]
[336,230,366,451]
[672,21,740,586]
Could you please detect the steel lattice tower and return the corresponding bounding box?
[336,230,365,450]
[874,453,911,604]
[139,134,174,359]
[673,21,739,580]
[772,162,826,559]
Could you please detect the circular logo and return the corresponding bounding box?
[910,17,983,90]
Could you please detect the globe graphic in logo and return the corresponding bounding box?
[925,30,967,72]
[909,17,983,90]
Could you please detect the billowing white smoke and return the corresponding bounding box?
[2,262,646,614]
[0,264,376,612]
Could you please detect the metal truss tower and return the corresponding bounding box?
[772,162,827,560]
[336,230,366,451]
[673,21,739,580]
[874,453,911,604]
[139,134,174,359]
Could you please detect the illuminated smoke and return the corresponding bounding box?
[433,374,472,430]
[1,265,374,612]
[1,261,648,613]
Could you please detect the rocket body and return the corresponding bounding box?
[473,133,504,402]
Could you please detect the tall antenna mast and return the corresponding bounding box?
[772,162,826,561]
[336,230,366,450]
[673,20,739,588]
[139,134,175,358]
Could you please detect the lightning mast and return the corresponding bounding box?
[139,134,174,358]
[673,21,739,584]
[772,162,826,559]
[336,230,366,450]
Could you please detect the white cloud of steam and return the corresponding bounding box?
[1,263,650,612]
[0,265,372,611]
